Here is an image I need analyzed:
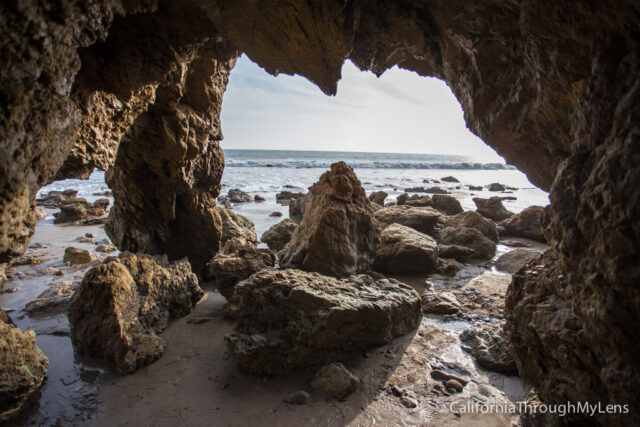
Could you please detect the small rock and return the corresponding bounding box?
[85,233,94,238]
[400,396,418,408]
[495,248,541,273]
[187,317,212,324]
[269,211,283,217]
[63,247,96,265]
[311,363,359,399]
[430,369,469,385]
[421,290,461,315]
[261,219,297,252]
[368,191,388,205]
[468,185,483,191]
[95,244,117,253]
[445,379,464,393]
[488,183,506,192]
[254,195,266,202]
[285,391,312,405]
[441,176,459,183]
[76,236,95,244]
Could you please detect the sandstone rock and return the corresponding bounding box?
[437,244,475,262]
[221,189,251,204]
[310,362,360,399]
[68,252,203,373]
[502,206,546,242]
[495,248,541,273]
[488,183,506,192]
[439,227,496,260]
[96,244,117,253]
[453,272,512,319]
[446,211,499,243]
[373,224,438,275]
[368,191,388,205]
[279,162,379,278]
[374,205,444,236]
[204,238,276,298]
[54,198,110,224]
[0,309,49,423]
[276,191,306,201]
[460,321,517,375]
[261,219,297,252]
[25,281,78,316]
[219,208,257,245]
[436,258,463,276]
[10,256,44,267]
[288,194,311,222]
[35,190,79,208]
[473,197,513,221]
[432,194,463,215]
[63,247,96,264]
[441,176,459,183]
[224,269,421,374]
[405,186,449,194]
[34,208,47,222]
[421,290,461,315]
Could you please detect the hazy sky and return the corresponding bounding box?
[220,55,503,162]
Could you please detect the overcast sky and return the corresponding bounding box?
[220,55,503,162]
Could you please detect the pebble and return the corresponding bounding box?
[269,212,283,217]
[285,391,312,405]
[400,396,417,408]
[445,379,464,393]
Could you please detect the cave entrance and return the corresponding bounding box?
[217,55,549,239]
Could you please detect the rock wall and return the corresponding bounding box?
[0,0,639,423]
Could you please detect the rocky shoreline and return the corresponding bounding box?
[0,163,550,425]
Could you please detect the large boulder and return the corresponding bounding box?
[502,206,546,242]
[204,238,276,298]
[374,205,444,236]
[446,211,499,243]
[439,227,496,260]
[495,248,541,273]
[432,194,463,215]
[0,309,49,423]
[54,198,110,224]
[279,162,379,278]
[219,207,257,245]
[460,321,517,375]
[473,197,513,221]
[373,224,438,275]
[68,252,203,373]
[260,219,297,252]
[224,269,422,374]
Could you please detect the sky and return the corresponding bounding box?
[220,55,504,162]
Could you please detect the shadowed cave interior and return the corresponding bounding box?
[0,1,638,425]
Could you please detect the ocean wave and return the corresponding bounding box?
[225,159,515,170]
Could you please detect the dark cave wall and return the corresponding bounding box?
[0,1,639,424]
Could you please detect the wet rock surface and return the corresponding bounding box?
[224,269,421,374]
[68,252,203,373]
[445,211,499,243]
[460,321,517,375]
[0,309,49,423]
[63,247,96,265]
[438,227,496,260]
[373,224,438,275]
[260,219,297,252]
[280,163,379,278]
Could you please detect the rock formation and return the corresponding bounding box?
[0,309,49,423]
[460,321,517,375]
[54,198,110,224]
[68,252,203,373]
[495,248,541,274]
[203,238,275,298]
[502,206,546,242]
[373,224,438,275]
[368,191,388,206]
[0,1,638,423]
[438,227,496,260]
[445,211,499,243]
[260,219,297,252]
[279,162,379,278]
[219,208,257,245]
[374,205,444,236]
[225,269,421,374]
[431,194,463,215]
[473,197,513,221]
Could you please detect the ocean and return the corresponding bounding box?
[39,149,549,239]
